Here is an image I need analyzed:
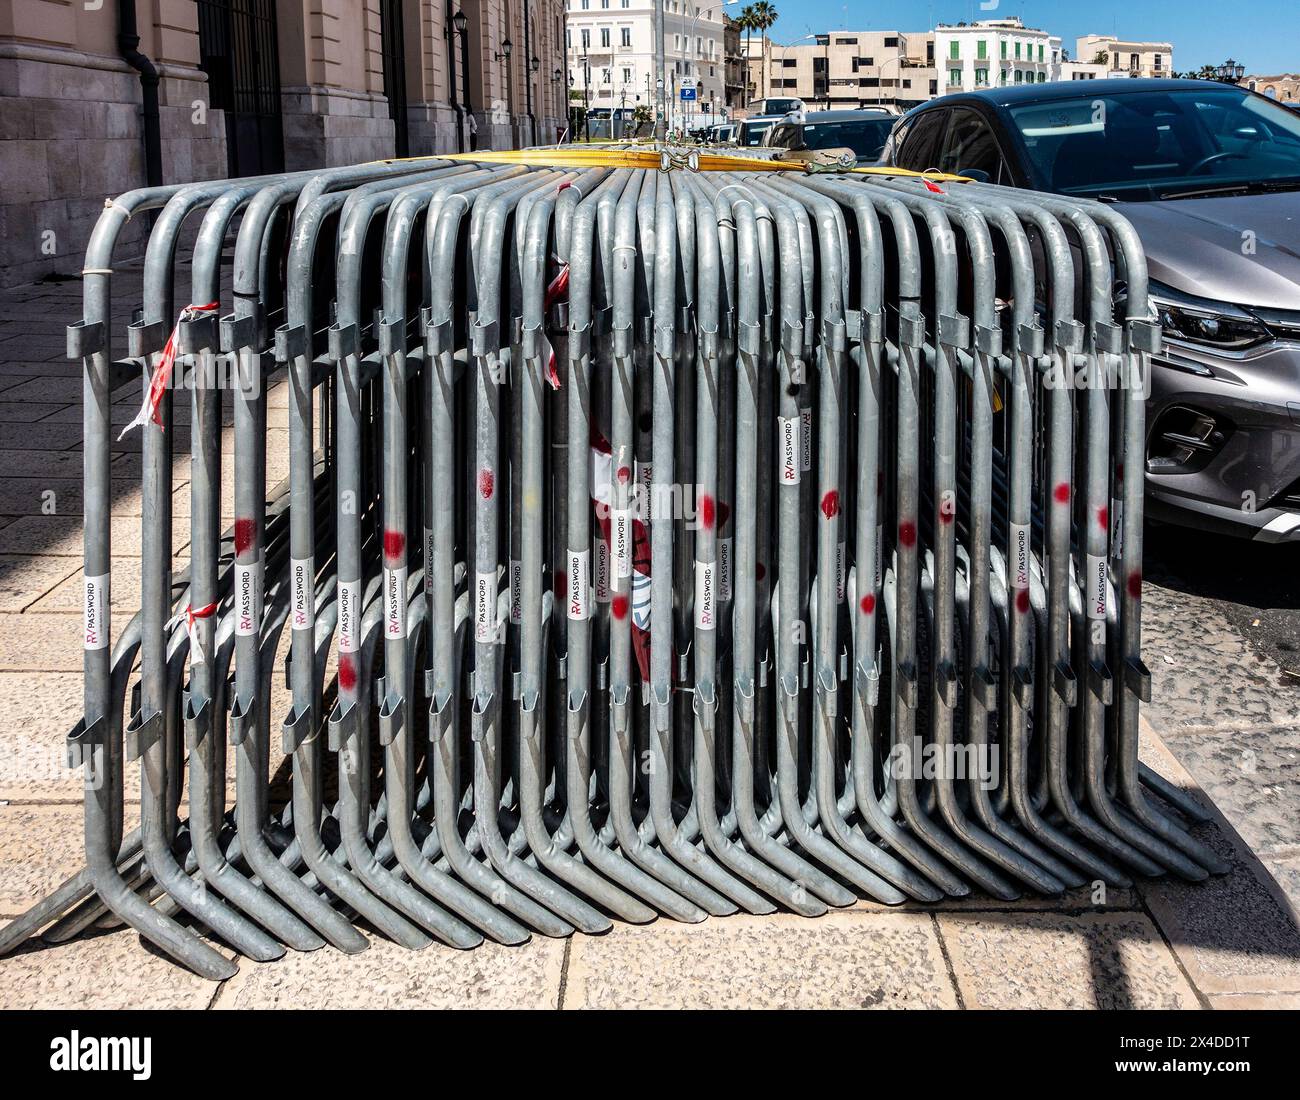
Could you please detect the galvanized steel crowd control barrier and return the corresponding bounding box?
[0,149,1228,977]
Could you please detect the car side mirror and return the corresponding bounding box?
[957,167,991,183]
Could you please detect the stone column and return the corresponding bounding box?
[278,0,396,169]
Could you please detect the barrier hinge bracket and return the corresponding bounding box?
[327,322,360,361]
[220,313,257,354]
[68,320,106,360]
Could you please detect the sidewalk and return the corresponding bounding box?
[1,270,1297,1010]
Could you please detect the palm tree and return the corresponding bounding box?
[750,1,778,104]
[739,5,757,106]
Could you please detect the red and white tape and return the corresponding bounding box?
[119,302,219,439]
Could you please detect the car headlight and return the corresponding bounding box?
[1148,281,1270,351]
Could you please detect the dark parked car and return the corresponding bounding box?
[884,79,1300,542]
[762,108,897,164]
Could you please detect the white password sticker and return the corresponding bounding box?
[235,564,259,637]
[83,573,109,651]
[695,559,716,630]
[1086,554,1108,620]
[1010,522,1031,590]
[474,571,496,642]
[509,559,523,625]
[594,536,610,603]
[613,508,633,578]
[800,407,813,472]
[291,557,314,631]
[778,416,800,485]
[567,549,590,621]
[385,566,408,639]
[337,578,360,653]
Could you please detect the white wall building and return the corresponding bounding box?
[933,17,1061,93]
[1076,35,1173,79]
[564,0,730,128]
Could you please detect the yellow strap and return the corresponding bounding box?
[418,146,967,181]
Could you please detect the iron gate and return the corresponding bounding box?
[198,0,285,177]
[381,0,409,158]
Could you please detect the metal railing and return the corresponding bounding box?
[0,151,1225,977]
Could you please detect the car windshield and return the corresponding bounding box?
[802,119,895,161]
[1007,86,1300,201]
[744,120,775,146]
[764,98,801,114]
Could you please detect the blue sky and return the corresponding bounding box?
[756,1,1297,75]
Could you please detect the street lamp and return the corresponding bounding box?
[495,38,514,145]
[875,52,906,108]
[1216,58,1245,83]
[528,54,540,146]
[445,1,463,152]
[453,9,474,150]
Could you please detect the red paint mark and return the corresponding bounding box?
[554,568,567,595]
[820,490,840,519]
[478,468,495,500]
[383,529,405,562]
[612,594,629,620]
[718,500,732,529]
[939,508,953,526]
[899,520,916,548]
[699,493,715,531]
[860,593,876,615]
[234,517,255,556]
[1016,589,1031,615]
[1097,505,1109,532]
[338,653,357,692]
[756,562,766,582]
[1053,483,1070,504]
[617,465,631,485]
[1127,572,1143,600]
[923,179,945,194]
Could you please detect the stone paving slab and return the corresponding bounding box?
[936,910,1199,1009]
[0,932,225,1010]
[0,422,85,451]
[0,513,189,557]
[1159,726,1300,857]
[0,670,117,801]
[1142,584,1300,734]
[0,611,84,670]
[212,933,566,1010]
[0,802,137,915]
[1139,826,1300,996]
[0,448,88,478]
[0,476,143,518]
[0,553,82,612]
[563,911,958,1009]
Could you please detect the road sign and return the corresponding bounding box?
[680,86,696,101]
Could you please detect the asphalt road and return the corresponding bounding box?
[1145,518,1300,685]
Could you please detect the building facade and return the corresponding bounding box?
[933,18,1061,94]
[1243,74,1300,103]
[1076,34,1173,79]
[0,0,567,287]
[744,30,936,113]
[564,0,727,129]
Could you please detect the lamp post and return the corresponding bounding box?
[522,0,536,146]
[494,37,513,145]
[453,8,473,150]
[552,67,563,142]
[446,0,463,152]
[528,55,539,146]
[582,48,591,141]
[875,51,906,108]
[1216,58,1245,84]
